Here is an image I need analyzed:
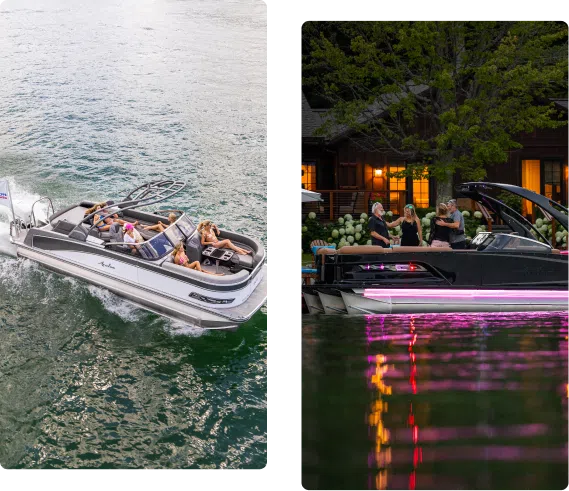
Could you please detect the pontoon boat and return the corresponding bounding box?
[6,180,266,329]
[303,183,568,315]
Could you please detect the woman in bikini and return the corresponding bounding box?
[198,220,251,255]
[143,213,177,233]
[91,204,136,232]
[171,243,223,275]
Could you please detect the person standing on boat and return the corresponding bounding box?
[368,202,391,248]
[435,199,466,249]
[386,204,422,246]
[428,203,453,247]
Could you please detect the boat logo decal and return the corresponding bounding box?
[98,261,116,270]
[189,292,234,304]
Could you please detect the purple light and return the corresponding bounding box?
[380,264,385,270]
[364,288,569,300]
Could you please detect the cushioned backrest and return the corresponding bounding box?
[339,245,391,254]
[185,232,203,263]
[109,222,123,242]
[395,246,453,252]
[162,262,249,285]
[312,245,335,255]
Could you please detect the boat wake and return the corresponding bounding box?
[0,178,49,257]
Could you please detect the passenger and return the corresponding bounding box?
[198,220,251,255]
[94,203,138,232]
[387,204,422,246]
[435,199,466,249]
[171,242,224,275]
[143,213,177,233]
[123,223,140,255]
[428,203,453,247]
[84,202,108,217]
[368,202,391,248]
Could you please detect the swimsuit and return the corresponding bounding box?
[204,230,218,244]
[95,214,108,228]
[176,252,189,265]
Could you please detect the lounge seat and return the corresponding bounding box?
[338,245,453,254]
[162,262,249,285]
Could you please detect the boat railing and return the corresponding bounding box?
[30,197,55,227]
[70,180,187,241]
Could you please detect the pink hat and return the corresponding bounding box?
[124,223,134,230]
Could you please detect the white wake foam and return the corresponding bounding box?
[163,318,209,337]
[86,285,147,322]
[0,177,49,225]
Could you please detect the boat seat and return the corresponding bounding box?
[395,246,453,252]
[52,219,76,235]
[551,249,561,254]
[337,245,453,254]
[162,262,249,285]
[338,246,390,254]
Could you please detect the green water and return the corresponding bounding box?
[303,312,568,489]
[0,0,266,469]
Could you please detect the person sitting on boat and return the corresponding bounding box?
[386,204,422,246]
[434,199,466,249]
[198,220,251,255]
[92,204,136,232]
[368,202,391,248]
[85,201,121,220]
[143,212,177,233]
[172,242,223,275]
[125,221,145,243]
[428,203,453,248]
[123,223,141,254]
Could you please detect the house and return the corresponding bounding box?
[302,94,568,221]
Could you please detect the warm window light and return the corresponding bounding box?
[374,168,383,177]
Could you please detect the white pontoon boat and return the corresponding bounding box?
[3,180,266,329]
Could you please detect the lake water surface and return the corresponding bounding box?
[303,312,568,489]
[0,0,266,469]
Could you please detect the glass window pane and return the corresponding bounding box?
[140,234,173,259]
[165,224,185,246]
[176,215,196,237]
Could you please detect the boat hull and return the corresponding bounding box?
[302,291,325,314]
[16,246,266,329]
[339,289,568,315]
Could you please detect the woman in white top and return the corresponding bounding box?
[123,223,141,254]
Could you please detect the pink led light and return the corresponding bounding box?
[364,288,569,299]
[561,250,569,255]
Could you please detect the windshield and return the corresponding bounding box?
[165,223,186,246]
[135,214,195,260]
[138,233,174,260]
[176,214,196,237]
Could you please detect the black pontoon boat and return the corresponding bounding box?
[8,180,266,329]
[303,183,568,315]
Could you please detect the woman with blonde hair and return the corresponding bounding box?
[198,220,251,255]
[386,204,422,246]
[171,242,223,275]
[144,212,177,233]
[428,203,454,248]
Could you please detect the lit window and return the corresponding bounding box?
[302,163,316,191]
[412,168,429,208]
[388,164,406,214]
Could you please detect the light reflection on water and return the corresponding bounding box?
[303,311,568,490]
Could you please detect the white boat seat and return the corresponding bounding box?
[162,262,249,285]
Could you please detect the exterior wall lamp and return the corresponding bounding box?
[374,168,383,177]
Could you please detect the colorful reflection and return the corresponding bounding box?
[367,315,423,489]
[407,316,422,490]
[366,316,391,489]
